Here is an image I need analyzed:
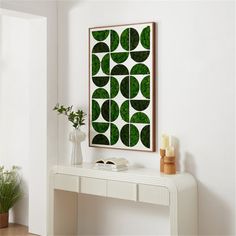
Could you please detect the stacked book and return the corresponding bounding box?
[94,158,129,172]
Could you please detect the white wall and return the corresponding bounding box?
[0,1,58,235]
[0,0,58,172]
[0,14,30,226]
[0,11,47,234]
[58,1,235,235]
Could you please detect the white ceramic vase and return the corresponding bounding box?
[69,128,86,165]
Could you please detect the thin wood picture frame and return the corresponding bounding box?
[89,22,156,152]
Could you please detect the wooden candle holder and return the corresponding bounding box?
[160,149,165,173]
[164,156,176,174]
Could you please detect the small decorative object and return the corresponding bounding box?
[54,104,86,165]
[164,146,176,174]
[89,22,156,151]
[94,158,129,171]
[0,166,22,228]
[160,134,169,172]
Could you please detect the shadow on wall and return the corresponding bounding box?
[11,178,29,224]
[0,15,3,103]
[183,152,233,235]
[58,0,79,103]
[198,181,233,235]
[58,1,83,164]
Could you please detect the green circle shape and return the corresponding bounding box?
[120,100,129,122]
[120,124,139,147]
[110,30,119,52]
[120,76,139,99]
[110,77,119,98]
[101,53,110,75]
[141,75,150,99]
[110,123,119,145]
[92,54,100,76]
[92,100,100,121]
[141,125,150,148]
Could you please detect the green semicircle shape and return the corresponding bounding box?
[111,65,129,75]
[110,30,119,52]
[92,42,109,53]
[110,123,119,145]
[130,28,139,51]
[120,124,130,147]
[92,30,109,41]
[141,125,150,148]
[120,76,129,98]
[92,134,109,145]
[101,53,110,75]
[111,52,129,63]
[130,63,150,75]
[120,100,129,122]
[92,88,109,99]
[130,124,139,147]
[141,75,150,99]
[92,76,109,87]
[92,54,100,76]
[92,122,109,133]
[130,112,150,124]
[131,51,150,62]
[141,26,150,49]
[101,100,110,122]
[110,77,119,98]
[110,100,119,122]
[130,76,139,99]
[120,28,129,51]
[92,100,100,121]
[130,100,150,111]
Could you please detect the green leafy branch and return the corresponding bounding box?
[53,103,86,129]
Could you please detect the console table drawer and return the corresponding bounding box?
[81,177,106,197]
[138,184,169,206]
[54,174,79,193]
[107,180,137,201]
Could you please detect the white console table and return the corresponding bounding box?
[49,164,198,236]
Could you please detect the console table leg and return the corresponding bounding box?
[53,190,78,236]
[169,183,198,236]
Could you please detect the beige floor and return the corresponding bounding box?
[0,223,36,236]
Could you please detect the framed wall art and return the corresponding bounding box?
[89,22,156,151]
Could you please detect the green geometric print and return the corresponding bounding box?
[90,23,154,151]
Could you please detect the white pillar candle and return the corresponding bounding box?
[169,135,173,146]
[166,146,175,157]
[161,134,169,149]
